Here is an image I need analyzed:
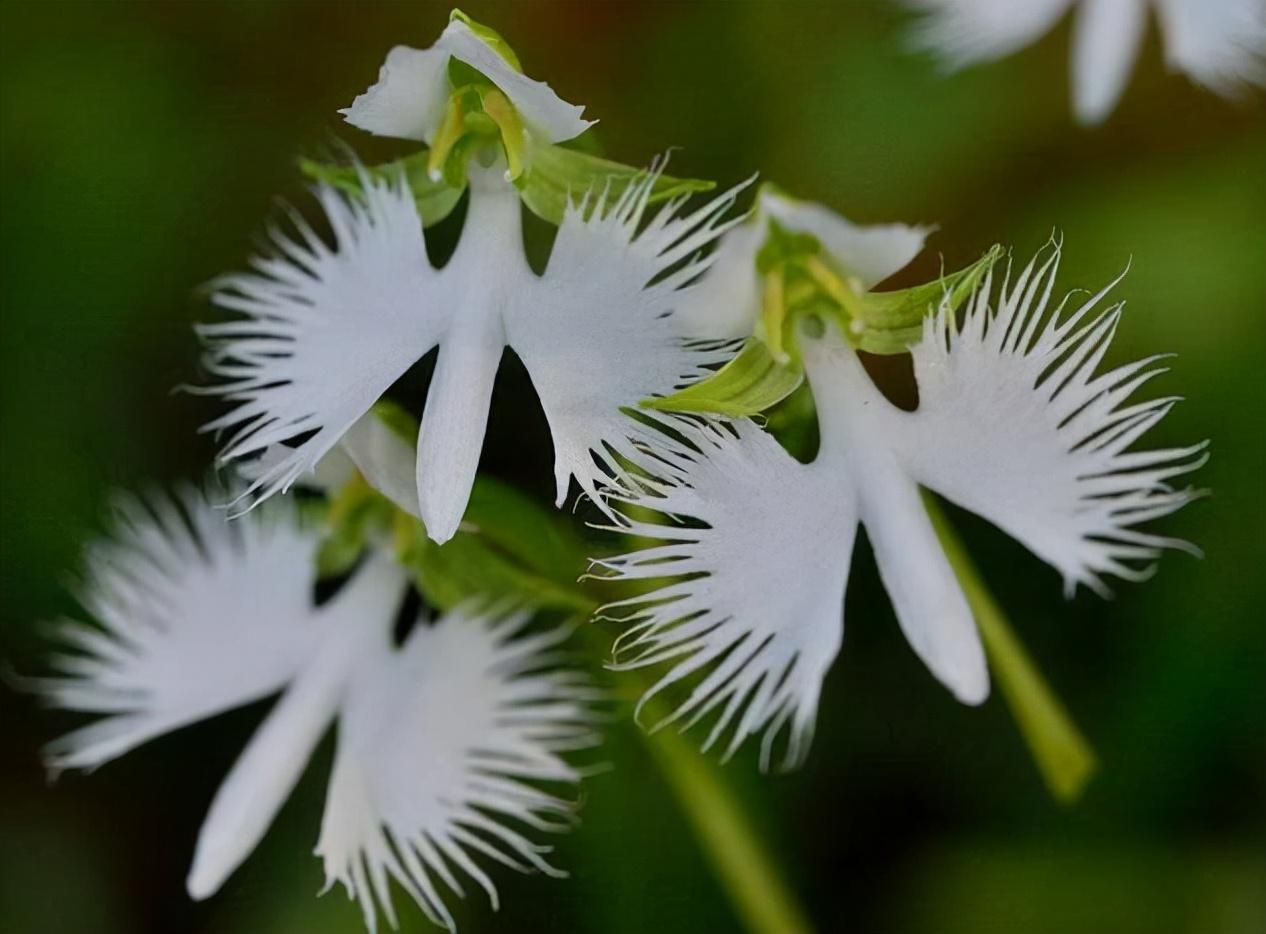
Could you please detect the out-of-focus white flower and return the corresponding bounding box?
[594,245,1205,770]
[37,487,597,931]
[904,0,1266,124]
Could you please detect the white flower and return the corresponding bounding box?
[200,163,746,543]
[673,184,933,340]
[594,245,1205,770]
[904,0,1266,124]
[37,487,598,931]
[341,12,592,145]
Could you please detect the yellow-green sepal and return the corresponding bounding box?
[520,142,715,225]
[299,153,466,227]
[856,244,1003,354]
[643,338,804,418]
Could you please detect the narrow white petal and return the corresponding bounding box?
[341,45,450,142]
[761,189,933,289]
[413,170,526,543]
[1071,0,1148,124]
[506,169,751,510]
[896,244,1206,596]
[1154,0,1266,95]
[439,18,593,142]
[316,607,597,930]
[39,488,325,772]
[188,554,408,900]
[904,0,1073,68]
[200,171,452,509]
[803,334,988,704]
[415,306,504,543]
[340,411,422,518]
[597,420,855,770]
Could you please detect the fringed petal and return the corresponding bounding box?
[903,0,1073,68]
[898,243,1207,596]
[1154,0,1266,95]
[316,608,599,932]
[594,420,855,771]
[505,167,751,514]
[39,487,324,772]
[198,170,451,511]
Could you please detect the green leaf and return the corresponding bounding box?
[857,244,1003,354]
[925,494,1097,803]
[520,141,715,225]
[395,512,595,614]
[298,153,466,227]
[643,338,804,418]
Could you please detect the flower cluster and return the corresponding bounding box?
[34,8,1210,931]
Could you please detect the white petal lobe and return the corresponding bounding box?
[201,172,450,509]
[341,45,450,142]
[596,420,855,771]
[316,608,598,931]
[39,488,324,771]
[904,0,1073,68]
[506,172,749,510]
[1154,0,1266,95]
[897,245,1206,596]
[1071,0,1148,124]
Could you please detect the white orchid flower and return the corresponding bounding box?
[37,487,598,931]
[673,183,933,344]
[904,0,1266,124]
[594,245,1205,771]
[342,11,592,155]
[200,160,745,543]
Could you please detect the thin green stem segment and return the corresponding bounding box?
[644,716,813,934]
[925,494,1097,803]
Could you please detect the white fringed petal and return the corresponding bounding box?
[895,245,1208,597]
[594,420,854,771]
[904,0,1073,68]
[204,162,747,542]
[343,19,592,144]
[1154,0,1266,95]
[317,609,598,932]
[1071,0,1149,124]
[200,170,450,509]
[672,186,930,338]
[40,487,596,928]
[40,487,325,772]
[506,172,750,511]
[601,243,1202,765]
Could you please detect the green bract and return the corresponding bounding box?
[648,241,1003,418]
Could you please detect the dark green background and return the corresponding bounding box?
[2,2,1263,932]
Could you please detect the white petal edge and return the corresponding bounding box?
[37,486,324,772]
[198,168,451,512]
[316,607,600,931]
[1154,0,1266,96]
[505,167,751,515]
[592,419,855,771]
[895,242,1207,597]
[903,0,1074,68]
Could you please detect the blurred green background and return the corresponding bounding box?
[2,2,1263,932]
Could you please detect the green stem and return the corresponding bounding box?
[643,717,813,934]
[925,494,1097,803]
[572,624,810,933]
